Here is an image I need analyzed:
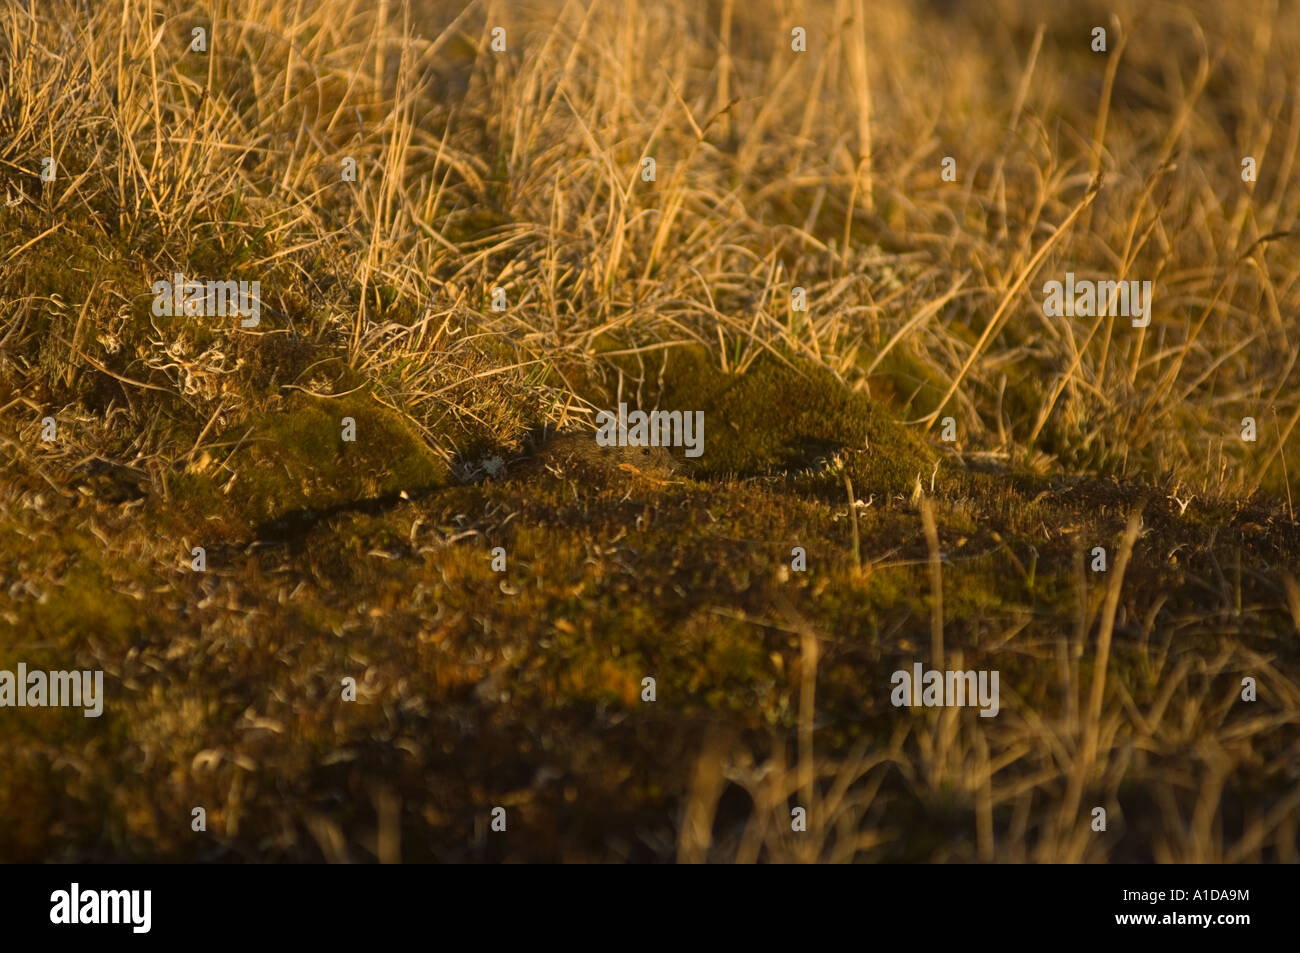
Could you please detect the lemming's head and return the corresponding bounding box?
[616,441,677,476]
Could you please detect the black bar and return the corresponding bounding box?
[0,863,1283,942]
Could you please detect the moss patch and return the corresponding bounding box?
[168,391,452,534]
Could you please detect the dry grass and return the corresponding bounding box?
[1,0,1299,862]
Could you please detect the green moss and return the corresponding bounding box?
[206,391,451,528]
[7,528,152,651]
[861,345,953,421]
[21,575,142,647]
[625,345,939,496]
